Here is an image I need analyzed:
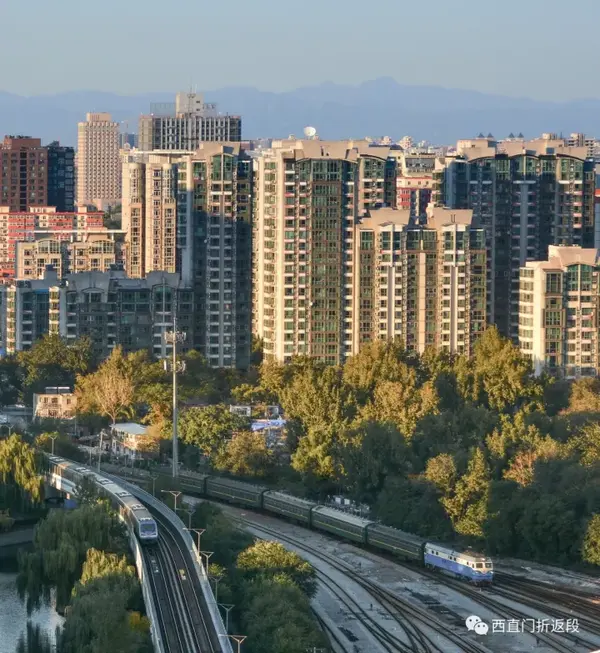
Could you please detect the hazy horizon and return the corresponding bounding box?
[1,0,598,101]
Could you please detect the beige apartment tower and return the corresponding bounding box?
[519,245,600,379]
[77,113,121,210]
[251,139,487,364]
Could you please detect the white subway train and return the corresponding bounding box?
[46,455,158,545]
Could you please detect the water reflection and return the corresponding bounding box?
[0,573,63,653]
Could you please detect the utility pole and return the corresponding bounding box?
[164,313,186,478]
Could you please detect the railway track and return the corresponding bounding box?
[236,516,487,653]
[414,567,597,653]
[102,467,227,653]
[148,509,224,653]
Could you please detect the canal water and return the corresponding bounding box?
[0,572,63,653]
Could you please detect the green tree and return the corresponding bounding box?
[17,334,95,400]
[412,404,498,468]
[374,475,454,540]
[343,339,412,401]
[336,420,410,504]
[75,346,135,425]
[468,327,541,412]
[213,431,275,478]
[237,540,317,598]
[442,448,491,538]
[35,432,82,461]
[75,548,139,605]
[569,422,600,466]
[0,355,21,407]
[74,475,100,506]
[178,404,249,456]
[425,454,457,495]
[280,364,355,433]
[0,435,43,508]
[188,502,254,568]
[240,576,327,653]
[17,503,128,612]
[362,376,439,438]
[290,423,340,484]
[582,514,600,566]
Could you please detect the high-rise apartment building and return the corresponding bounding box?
[47,141,75,212]
[138,92,242,151]
[0,206,105,280]
[0,137,48,211]
[253,139,399,365]
[252,145,486,364]
[390,151,435,220]
[76,113,121,210]
[354,206,487,355]
[122,143,252,367]
[433,138,596,340]
[121,152,179,279]
[3,267,194,359]
[519,245,600,379]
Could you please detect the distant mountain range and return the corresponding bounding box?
[1,78,599,146]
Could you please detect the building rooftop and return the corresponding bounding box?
[112,423,148,436]
[524,245,600,271]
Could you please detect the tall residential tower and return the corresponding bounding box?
[138,92,241,152]
[76,113,121,210]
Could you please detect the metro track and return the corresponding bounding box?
[147,508,224,653]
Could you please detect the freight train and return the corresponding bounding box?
[178,473,494,585]
[46,455,158,545]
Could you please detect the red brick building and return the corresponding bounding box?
[0,137,48,211]
[0,206,105,279]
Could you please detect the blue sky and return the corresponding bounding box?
[1,0,597,99]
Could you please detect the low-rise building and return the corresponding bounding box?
[33,386,75,420]
[519,245,600,378]
[110,422,158,461]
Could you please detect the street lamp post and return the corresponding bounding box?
[49,433,58,455]
[209,574,221,602]
[150,473,159,497]
[218,604,235,633]
[164,317,186,479]
[184,527,205,555]
[219,635,247,653]
[97,430,105,472]
[183,506,195,530]
[161,490,181,513]
[200,550,213,574]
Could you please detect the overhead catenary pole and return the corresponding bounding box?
[164,308,186,478]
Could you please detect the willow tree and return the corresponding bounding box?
[17,503,128,613]
[0,435,43,512]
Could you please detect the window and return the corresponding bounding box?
[546,272,562,294]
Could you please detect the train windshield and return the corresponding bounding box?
[141,522,156,534]
[485,562,493,569]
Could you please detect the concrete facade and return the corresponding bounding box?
[519,245,600,378]
[76,113,121,209]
